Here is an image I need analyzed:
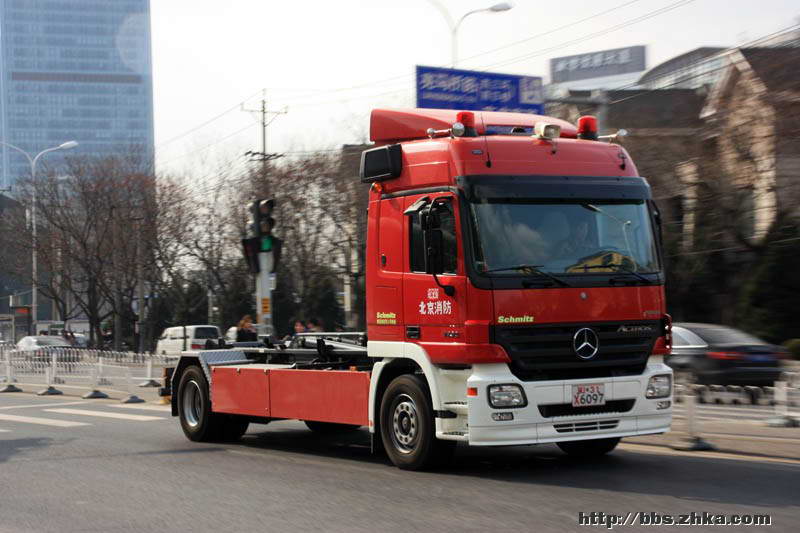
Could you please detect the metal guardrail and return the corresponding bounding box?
[673,371,800,450]
[0,346,178,401]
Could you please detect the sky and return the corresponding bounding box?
[151,0,800,178]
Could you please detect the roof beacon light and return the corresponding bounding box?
[577,115,598,140]
[534,122,561,140]
[456,111,475,129]
[452,111,476,137]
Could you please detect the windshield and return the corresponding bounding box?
[469,200,660,275]
[193,327,219,340]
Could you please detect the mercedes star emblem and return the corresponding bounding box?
[573,328,599,359]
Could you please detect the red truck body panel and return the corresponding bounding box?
[211,367,370,426]
[211,367,270,417]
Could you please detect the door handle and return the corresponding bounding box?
[406,326,420,339]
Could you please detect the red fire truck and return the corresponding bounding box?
[168,108,673,470]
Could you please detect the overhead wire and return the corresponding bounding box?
[274,0,697,110]
[155,87,264,150]
[156,0,702,181]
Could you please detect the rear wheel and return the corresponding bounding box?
[380,374,455,470]
[557,437,620,458]
[178,365,233,441]
[304,420,361,433]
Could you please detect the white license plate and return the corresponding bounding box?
[572,383,606,407]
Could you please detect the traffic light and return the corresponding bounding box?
[241,198,281,273]
[257,198,275,252]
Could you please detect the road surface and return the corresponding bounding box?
[0,393,798,532]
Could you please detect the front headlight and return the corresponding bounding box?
[646,374,672,399]
[488,384,527,408]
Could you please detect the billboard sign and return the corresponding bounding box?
[416,65,544,114]
[550,46,646,83]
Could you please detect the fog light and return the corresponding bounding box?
[488,384,527,408]
[646,374,672,399]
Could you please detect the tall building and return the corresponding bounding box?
[0,0,154,189]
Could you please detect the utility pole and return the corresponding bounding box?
[242,90,287,169]
[136,237,146,353]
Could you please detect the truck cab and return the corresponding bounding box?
[363,108,672,462]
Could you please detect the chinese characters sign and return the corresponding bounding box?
[550,46,646,84]
[416,65,544,114]
[418,287,453,316]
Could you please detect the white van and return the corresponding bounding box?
[155,325,220,355]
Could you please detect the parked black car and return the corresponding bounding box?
[667,323,787,386]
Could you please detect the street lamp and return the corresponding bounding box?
[429,1,514,67]
[0,140,78,334]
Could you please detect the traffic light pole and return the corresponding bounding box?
[243,198,280,340]
[255,251,274,338]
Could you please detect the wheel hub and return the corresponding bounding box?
[183,379,203,428]
[391,395,419,453]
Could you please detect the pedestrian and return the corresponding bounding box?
[307,318,324,332]
[236,315,258,342]
[293,320,308,334]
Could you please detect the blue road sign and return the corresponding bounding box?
[416,65,544,114]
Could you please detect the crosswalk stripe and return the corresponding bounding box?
[0,413,90,427]
[0,400,89,411]
[111,404,171,412]
[44,408,164,421]
[0,428,10,433]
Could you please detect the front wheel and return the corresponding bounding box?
[380,374,455,470]
[557,437,620,458]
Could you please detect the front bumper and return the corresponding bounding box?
[463,362,673,446]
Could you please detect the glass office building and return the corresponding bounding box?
[0,0,154,189]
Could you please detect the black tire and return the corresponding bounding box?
[379,374,455,470]
[220,416,250,441]
[177,365,226,442]
[557,437,620,458]
[304,420,361,433]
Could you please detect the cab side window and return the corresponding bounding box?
[409,201,457,274]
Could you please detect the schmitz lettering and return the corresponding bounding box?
[497,315,534,324]
[376,312,397,325]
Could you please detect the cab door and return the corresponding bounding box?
[402,193,467,350]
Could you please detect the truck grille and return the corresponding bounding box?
[554,419,620,433]
[491,321,660,381]
[538,399,635,418]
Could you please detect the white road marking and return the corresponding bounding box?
[0,400,89,411]
[0,428,10,433]
[111,404,171,412]
[0,413,90,427]
[44,408,164,421]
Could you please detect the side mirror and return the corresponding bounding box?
[421,203,456,296]
[425,228,444,275]
[650,200,663,246]
[421,207,443,275]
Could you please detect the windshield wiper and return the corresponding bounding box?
[483,264,572,287]
[577,263,653,284]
